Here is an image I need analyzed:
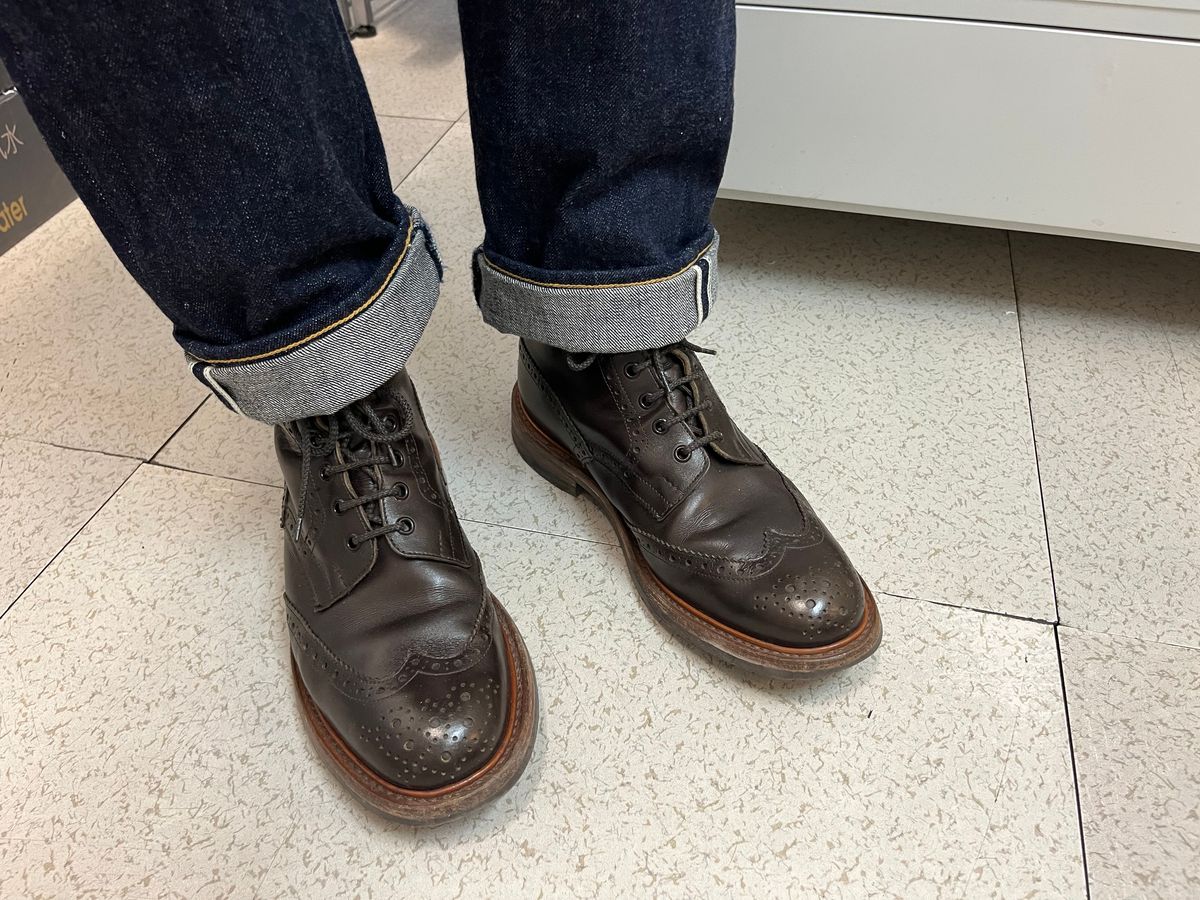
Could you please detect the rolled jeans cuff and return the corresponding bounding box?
[185,205,442,425]
[473,230,719,353]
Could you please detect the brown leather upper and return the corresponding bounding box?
[277,371,509,790]
[517,339,866,648]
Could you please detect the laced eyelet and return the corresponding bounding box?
[397,517,415,535]
[674,445,693,462]
[624,362,639,378]
[396,483,409,500]
[332,500,345,515]
[382,414,399,433]
[319,466,331,481]
[653,418,668,434]
[638,392,655,409]
[345,536,360,551]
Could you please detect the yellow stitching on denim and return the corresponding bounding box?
[482,239,714,290]
[193,218,416,365]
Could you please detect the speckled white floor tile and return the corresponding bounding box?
[1060,627,1200,899]
[0,466,288,896]
[353,0,468,121]
[0,201,207,458]
[1013,234,1200,647]
[154,397,280,487]
[0,438,136,609]
[0,462,1081,897]
[377,115,453,189]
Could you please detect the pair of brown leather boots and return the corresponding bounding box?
[279,340,881,823]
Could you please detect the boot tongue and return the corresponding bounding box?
[669,348,766,466]
[658,349,693,420]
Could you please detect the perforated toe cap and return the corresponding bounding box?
[352,661,508,791]
[746,563,866,648]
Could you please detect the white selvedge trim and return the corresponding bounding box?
[475,231,719,354]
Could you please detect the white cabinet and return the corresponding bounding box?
[722,2,1200,249]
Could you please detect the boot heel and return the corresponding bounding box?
[510,387,584,497]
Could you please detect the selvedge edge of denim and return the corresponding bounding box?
[186,205,442,424]
[473,230,719,355]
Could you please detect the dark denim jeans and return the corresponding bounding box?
[0,0,734,422]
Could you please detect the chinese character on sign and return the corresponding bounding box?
[0,123,23,160]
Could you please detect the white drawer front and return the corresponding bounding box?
[723,6,1200,249]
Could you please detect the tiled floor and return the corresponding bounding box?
[2,2,1198,897]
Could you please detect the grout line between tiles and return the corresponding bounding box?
[1006,231,1061,625]
[144,458,280,491]
[391,127,456,190]
[375,113,457,124]
[395,119,461,192]
[881,590,1057,627]
[4,435,143,463]
[65,455,1111,642]
[1057,622,1200,655]
[1009,231,1088,896]
[139,459,617,548]
[149,395,211,464]
[1054,625,1093,900]
[0,464,141,625]
[459,515,616,548]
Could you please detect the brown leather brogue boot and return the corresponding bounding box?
[512,339,881,677]
[278,370,537,823]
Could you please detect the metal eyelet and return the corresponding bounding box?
[320,466,331,481]
[332,500,345,515]
[639,392,655,409]
[624,362,639,378]
[345,536,360,551]
[653,419,668,434]
[396,483,409,500]
[674,445,693,462]
[397,517,415,535]
[382,414,399,433]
